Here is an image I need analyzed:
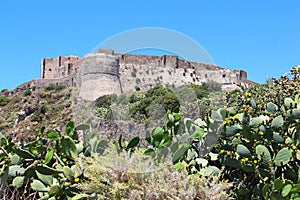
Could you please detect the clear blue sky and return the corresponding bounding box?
[1,1,299,90]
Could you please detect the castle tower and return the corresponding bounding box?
[77,51,122,101]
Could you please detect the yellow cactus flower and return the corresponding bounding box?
[285,140,289,145]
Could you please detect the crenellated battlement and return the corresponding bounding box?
[37,49,257,100]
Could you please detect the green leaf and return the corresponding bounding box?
[292,109,300,119]
[14,148,35,159]
[44,148,54,165]
[221,157,241,168]
[266,102,278,114]
[250,97,257,109]
[65,121,75,136]
[36,171,53,186]
[273,132,284,143]
[143,148,155,157]
[10,155,20,165]
[291,184,300,193]
[274,147,292,166]
[40,126,46,136]
[75,124,90,131]
[281,184,292,197]
[284,97,295,109]
[9,165,26,176]
[172,143,190,163]
[71,194,91,200]
[236,144,251,158]
[249,117,262,128]
[63,166,74,182]
[47,130,60,140]
[226,125,242,137]
[256,145,271,167]
[31,179,48,192]
[61,136,77,156]
[29,142,39,156]
[274,178,284,191]
[36,164,62,175]
[179,133,190,143]
[12,176,24,188]
[174,113,181,123]
[126,137,140,150]
[211,110,223,122]
[195,158,208,167]
[48,185,60,197]
[271,115,284,128]
[191,129,205,139]
[145,131,151,144]
[170,142,178,153]
[262,184,270,200]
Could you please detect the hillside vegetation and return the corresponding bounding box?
[0,66,300,199]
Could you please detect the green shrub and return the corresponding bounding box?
[76,147,233,199]
[0,96,9,106]
[23,89,32,96]
[202,81,222,92]
[44,83,65,92]
[1,89,8,93]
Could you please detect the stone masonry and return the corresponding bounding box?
[35,49,257,100]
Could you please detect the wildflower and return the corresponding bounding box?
[244,157,249,161]
[235,116,240,120]
[253,160,258,164]
[258,131,264,136]
[62,158,67,162]
[236,133,241,137]
[185,164,190,168]
[246,98,251,102]
[224,106,227,109]
[285,140,289,145]
[220,149,225,154]
[74,178,80,183]
[226,151,231,155]
[223,121,227,125]
[246,93,252,97]
[292,145,297,150]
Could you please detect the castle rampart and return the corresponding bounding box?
[31,49,257,100]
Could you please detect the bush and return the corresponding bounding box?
[0,96,9,106]
[44,83,65,92]
[76,148,233,199]
[23,89,32,96]
[202,81,222,92]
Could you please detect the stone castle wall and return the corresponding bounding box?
[32,49,258,100]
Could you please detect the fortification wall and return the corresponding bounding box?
[35,49,257,99]
[41,56,79,79]
[77,52,122,101]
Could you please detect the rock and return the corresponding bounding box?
[17,111,26,122]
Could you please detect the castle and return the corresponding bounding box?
[13,49,258,100]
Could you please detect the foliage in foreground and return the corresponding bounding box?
[77,148,232,199]
[0,66,300,199]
